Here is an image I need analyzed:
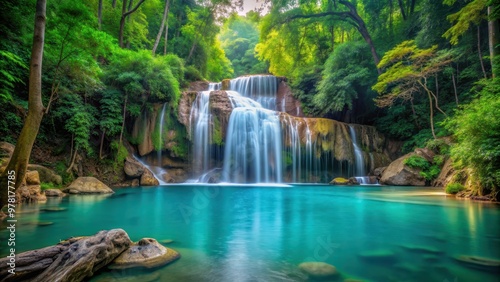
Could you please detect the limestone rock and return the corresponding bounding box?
[209,91,233,141]
[433,157,454,187]
[187,81,209,91]
[124,156,145,178]
[372,167,387,178]
[221,79,230,90]
[380,153,426,186]
[414,148,435,162]
[276,80,304,117]
[25,170,40,185]
[162,168,189,183]
[63,177,114,194]
[17,184,46,203]
[298,262,339,280]
[131,179,140,186]
[34,229,132,282]
[329,177,358,185]
[140,170,159,186]
[111,238,180,269]
[44,189,66,197]
[177,91,198,133]
[28,164,63,185]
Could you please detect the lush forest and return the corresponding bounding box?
[0,0,499,200]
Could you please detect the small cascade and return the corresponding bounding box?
[228,75,279,110]
[189,83,220,178]
[355,176,379,185]
[222,91,282,183]
[349,125,366,177]
[133,155,168,185]
[157,103,167,166]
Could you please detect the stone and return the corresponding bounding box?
[124,156,145,178]
[34,229,132,282]
[380,153,426,186]
[140,170,159,186]
[63,177,114,194]
[0,141,15,158]
[188,81,209,91]
[41,207,67,212]
[159,239,174,244]
[177,91,198,133]
[17,184,47,203]
[453,255,500,272]
[131,179,140,186]
[28,164,63,185]
[221,79,230,90]
[432,157,453,187]
[373,167,386,178]
[111,238,180,269]
[209,91,233,141]
[358,250,397,262]
[298,262,339,280]
[329,177,358,185]
[25,170,41,185]
[414,148,435,162]
[44,189,66,197]
[399,244,443,254]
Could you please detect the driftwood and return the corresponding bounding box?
[0,229,132,282]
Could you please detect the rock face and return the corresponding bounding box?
[433,157,454,187]
[276,80,304,117]
[0,229,132,282]
[380,153,426,186]
[298,262,339,280]
[177,91,198,135]
[0,141,15,159]
[112,238,180,269]
[63,177,114,194]
[28,164,63,185]
[124,156,145,178]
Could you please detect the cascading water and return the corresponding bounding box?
[157,103,167,166]
[349,125,366,177]
[188,75,384,184]
[222,90,282,183]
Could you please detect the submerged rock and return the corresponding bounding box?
[298,262,339,280]
[63,177,114,194]
[329,177,359,185]
[44,189,65,197]
[453,255,500,272]
[111,238,180,269]
[358,250,397,262]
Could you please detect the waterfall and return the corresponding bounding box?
[228,75,278,110]
[157,103,167,166]
[349,125,366,177]
[134,155,168,185]
[222,91,282,183]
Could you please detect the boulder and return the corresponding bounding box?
[329,177,358,185]
[17,184,46,203]
[44,189,66,197]
[380,153,426,186]
[131,179,140,186]
[187,81,209,91]
[25,170,40,185]
[298,262,339,280]
[63,177,114,194]
[140,170,159,186]
[432,157,454,187]
[34,229,132,282]
[177,91,198,133]
[276,81,304,117]
[0,142,15,158]
[111,238,180,269]
[124,156,145,178]
[414,148,435,162]
[162,168,189,183]
[28,164,63,185]
[372,167,386,178]
[209,91,233,141]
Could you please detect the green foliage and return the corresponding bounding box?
[314,41,377,114]
[184,65,204,81]
[54,161,74,184]
[443,0,486,45]
[404,154,441,181]
[0,50,28,103]
[426,139,450,155]
[446,182,465,194]
[445,78,500,194]
[404,155,430,170]
[111,140,129,170]
[99,89,123,138]
[206,38,234,81]
[212,116,223,146]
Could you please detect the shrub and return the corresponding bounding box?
[426,139,450,154]
[184,65,204,82]
[446,183,465,194]
[403,155,429,170]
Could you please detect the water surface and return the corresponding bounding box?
[1,185,499,281]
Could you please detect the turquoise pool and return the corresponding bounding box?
[1,185,499,281]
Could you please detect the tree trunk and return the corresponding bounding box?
[488,6,500,77]
[66,147,78,173]
[98,0,103,30]
[152,0,170,55]
[118,0,146,48]
[119,94,128,146]
[112,0,117,9]
[164,14,169,55]
[0,0,46,209]
[99,130,106,159]
[426,90,436,139]
[451,69,459,105]
[397,0,407,20]
[478,25,487,79]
